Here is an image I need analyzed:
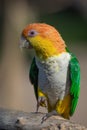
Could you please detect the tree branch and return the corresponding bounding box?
[0,108,86,130]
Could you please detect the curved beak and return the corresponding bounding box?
[19,36,32,50]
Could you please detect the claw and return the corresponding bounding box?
[41,110,58,124]
[36,96,47,113]
[41,114,48,124]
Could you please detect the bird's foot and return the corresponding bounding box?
[36,96,47,113]
[41,110,58,124]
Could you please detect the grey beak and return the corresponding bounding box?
[19,36,29,49]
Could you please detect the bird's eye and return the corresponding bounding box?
[28,30,38,37]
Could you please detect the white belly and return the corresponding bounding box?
[36,52,71,106]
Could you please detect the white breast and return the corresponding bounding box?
[35,52,71,106]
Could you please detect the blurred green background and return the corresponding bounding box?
[40,10,87,42]
[0,0,87,127]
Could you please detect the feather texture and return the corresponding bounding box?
[69,53,80,115]
[29,57,38,100]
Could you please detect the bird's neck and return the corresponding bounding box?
[35,50,57,60]
[29,35,66,60]
[35,46,66,60]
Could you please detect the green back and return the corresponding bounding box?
[69,53,80,115]
[29,57,38,100]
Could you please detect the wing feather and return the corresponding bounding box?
[29,57,38,100]
[69,53,80,116]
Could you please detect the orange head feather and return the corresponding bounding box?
[21,23,66,59]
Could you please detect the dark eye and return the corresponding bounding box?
[28,30,38,37]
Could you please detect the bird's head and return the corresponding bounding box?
[20,23,66,60]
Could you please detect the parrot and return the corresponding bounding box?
[20,23,80,122]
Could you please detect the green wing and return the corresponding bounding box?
[29,57,38,100]
[69,53,80,116]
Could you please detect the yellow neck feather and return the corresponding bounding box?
[28,35,66,60]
